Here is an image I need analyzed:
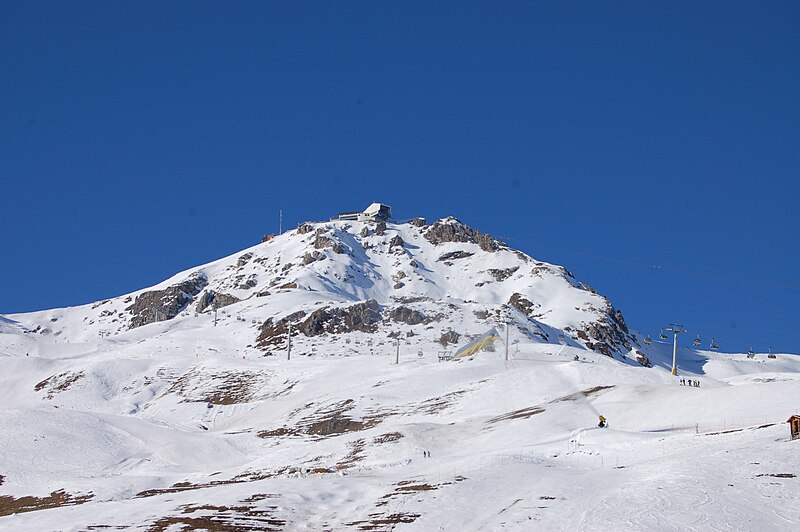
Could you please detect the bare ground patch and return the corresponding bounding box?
[34,371,85,399]
[146,502,285,532]
[349,476,468,530]
[259,399,392,440]
[488,406,545,424]
[167,369,291,405]
[0,490,93,517]
[410,390,466,415]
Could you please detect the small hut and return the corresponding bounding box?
[788,415,800,441]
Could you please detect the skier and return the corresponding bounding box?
[598,415,606,428]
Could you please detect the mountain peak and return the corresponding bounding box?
[6,215,641,363]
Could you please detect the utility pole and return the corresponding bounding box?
[287,321,292,360]
[666,324,686,375]
[213,303,218,327]
[279,209,283,235]
[505,316,510,362]
[396,337,400,365]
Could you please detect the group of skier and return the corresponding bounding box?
[679,378,700,387]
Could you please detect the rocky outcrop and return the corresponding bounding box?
[424,218,501,252]
[314,229,345,254]
[127,272,208,328]
[375,221,387,236]
[297,300,383,337]
[256,311,308,349]
[576,303,633,357]
[389,235,405,249]
[437,250,474,262]
[302,251,325,265]
[409,217,426,227]
[507,293,539,316]
[389,306,425,325]
[297,223,314,234]
[488,267,518,282]
[236,253,253,268]
[195,290,240,313]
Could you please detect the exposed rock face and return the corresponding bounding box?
[314,229,345,254]
[375,221,387,236]
[577,303,632,357]
[256,311,308,349]
[389,235,404,249]
[234,274,257,289]
[195,290,240,313]
[127,273,207,328]
[424,218,501,252]
[302,251,325,265]
[236,253,253,268]
[488,267,518,282]
[297,223,314,234]
[360,226,370,238]
[507,293,539,316]
[298,300,383,336]
[409,217,426,227]
[437,250,474,262]
[389,306,425,325]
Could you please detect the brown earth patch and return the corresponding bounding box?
[551,385,615,403]
[488,406,545,424]
[147,503,285,531]
[338,438,367,467]
[0,490,93,517]
[34,371,85,399]
[259,399,391,440]
[373,432,403,444]
[168,369,275,405]
[348,513,421,530]
[411,390,466,415]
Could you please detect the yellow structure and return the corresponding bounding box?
[452,328,501,361]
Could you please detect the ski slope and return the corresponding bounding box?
[0,217,798,530]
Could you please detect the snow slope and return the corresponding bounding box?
[0,217,798,531]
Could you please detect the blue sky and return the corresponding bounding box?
[2,2,799,353]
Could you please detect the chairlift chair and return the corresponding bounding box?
[558,334,567,345]
[709,338,719,350]
[693,335,702,347]
[659,329,668,340]
[644,336,653,346]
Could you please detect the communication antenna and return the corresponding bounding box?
[279,209,283,235]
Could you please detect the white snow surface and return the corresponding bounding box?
[0,218,798,530]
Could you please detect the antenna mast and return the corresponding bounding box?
[279,209,283,235]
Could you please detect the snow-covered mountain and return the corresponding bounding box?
[8,217,639,362]
[1,215,798,530]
